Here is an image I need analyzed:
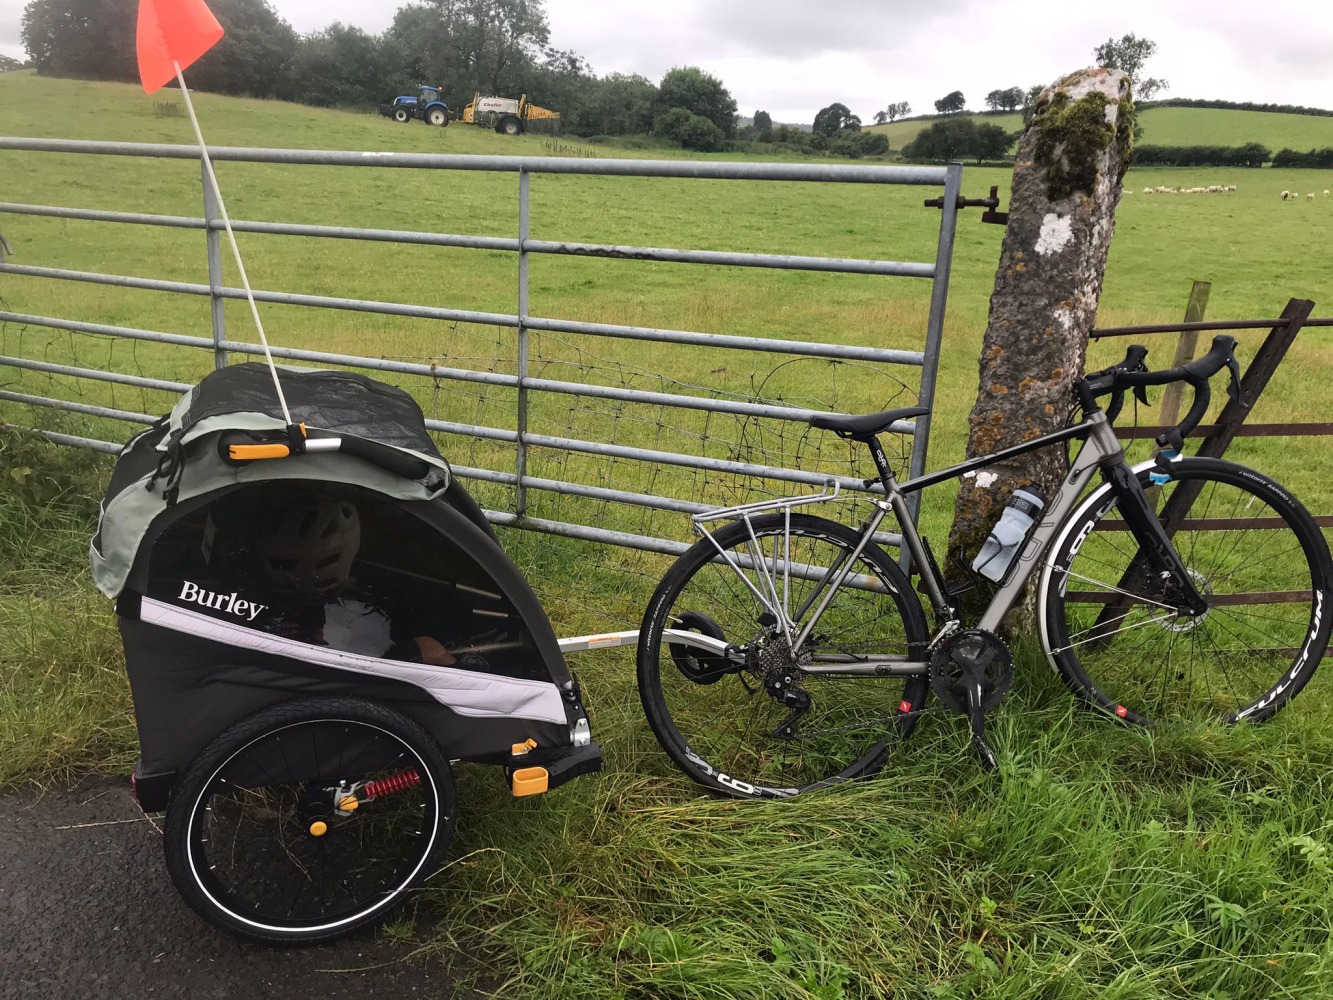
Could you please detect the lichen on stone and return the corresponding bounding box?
[1031,86,1128,201]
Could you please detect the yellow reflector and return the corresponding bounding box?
[511,766,549,797]
[309,820,328,837]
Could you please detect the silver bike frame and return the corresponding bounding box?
[666,411,1126,675]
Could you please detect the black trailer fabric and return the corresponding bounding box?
[92,364,455,601]
[95,363,582,768]
[120,616,570,775]
[172,364,446,461]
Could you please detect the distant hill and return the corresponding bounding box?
[867,107,1333,158]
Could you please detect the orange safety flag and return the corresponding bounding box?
[137,0,225,94]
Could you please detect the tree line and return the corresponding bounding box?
[18,0,738,144]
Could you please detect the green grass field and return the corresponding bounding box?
[869,106,1333,159]
[4,74,1333,997]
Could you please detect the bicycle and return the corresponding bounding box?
[635,335,1333,798]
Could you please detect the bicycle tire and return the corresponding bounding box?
[638,513,930,799]
[1039,458,1333,725]
[163,696,455,945]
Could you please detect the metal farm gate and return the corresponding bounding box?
[0,138,965,556]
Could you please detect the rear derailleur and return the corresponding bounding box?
[929,628,1013,771]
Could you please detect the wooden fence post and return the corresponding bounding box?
[1156,280,1211,433]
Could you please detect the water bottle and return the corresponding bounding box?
[971,487,1045,583]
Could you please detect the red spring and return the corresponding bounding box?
[362,769,421,800]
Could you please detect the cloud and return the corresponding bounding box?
[693,0,971,59]
[0,0,25,58]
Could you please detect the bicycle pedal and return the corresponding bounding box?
[972,734,999,772]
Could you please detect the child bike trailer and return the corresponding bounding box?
[90,363,601,944]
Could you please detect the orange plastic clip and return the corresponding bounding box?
[511,766,549,797]
[227,443,291,460]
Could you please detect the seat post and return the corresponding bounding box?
[861,435,899,494]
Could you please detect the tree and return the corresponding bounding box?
[187,0,298,98]
[527,46,594,126]
[21,0,295,94]
[389,0,552,111]
[985,86,1025,112]
[22,0,136,81]
[947,69,1134,619]
[657,66,737,137]
[652,107,723,151]
[901,117,1015,162]
[1093,33,1167,100]
[572,72,657,136]
[813,102,861,137]
[902,117,976,159]
[973,123,1015,159]
[831,130,888,158]
[934,90,965,114]
[284,23,386,106]
[872,109,888,125]
[0,54,27,72]
[887,101,911,121]
[752,109,772,137]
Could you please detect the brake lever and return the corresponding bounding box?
[1124,344,1149,371]
[1133,385,1150,407]
[1227,354,1244,407]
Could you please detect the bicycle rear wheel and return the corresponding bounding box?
[163,696,455,945]
[637,513,930,798]
[1040,458,1333,724]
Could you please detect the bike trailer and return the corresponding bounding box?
[91,363,600,812]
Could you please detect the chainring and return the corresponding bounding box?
[929,628,1013,714]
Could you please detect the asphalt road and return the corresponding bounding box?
[0,779,485,1000]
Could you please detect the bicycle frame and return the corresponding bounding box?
[674,408,1153,677]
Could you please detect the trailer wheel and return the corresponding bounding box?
[498,115,523,136]
[392,107,410,123]
[163,696,455,945]
[427,107,448,127]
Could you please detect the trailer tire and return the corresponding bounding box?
[498,115,523,136]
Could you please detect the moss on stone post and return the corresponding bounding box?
[946,69,1134,617]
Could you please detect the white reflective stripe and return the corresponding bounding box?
[138,597,567,725]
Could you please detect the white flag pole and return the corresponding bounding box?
[173,60,294,427]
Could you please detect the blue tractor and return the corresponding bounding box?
[378,85,450,126]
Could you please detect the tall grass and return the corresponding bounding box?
[4,79,1333,996]
[0,428,133,788]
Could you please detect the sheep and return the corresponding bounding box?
[1326,190,1330,197]
[1281,190,1291,200]
[1143,186,1155,194]
[1309,193,1316,201]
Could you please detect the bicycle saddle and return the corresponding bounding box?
[808,406,928,441]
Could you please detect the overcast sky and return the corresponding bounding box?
[2,0,1329,122]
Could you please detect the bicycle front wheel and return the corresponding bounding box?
[637,513,930,799]
[1040,458,1333,725]
[163,696,455,945]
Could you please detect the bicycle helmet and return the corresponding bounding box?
[260,494,361,597]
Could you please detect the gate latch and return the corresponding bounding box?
[923,185,1008,225]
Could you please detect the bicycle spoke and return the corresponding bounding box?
[1045,462,1330,724]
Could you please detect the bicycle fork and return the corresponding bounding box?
[1089,457,1210,643]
